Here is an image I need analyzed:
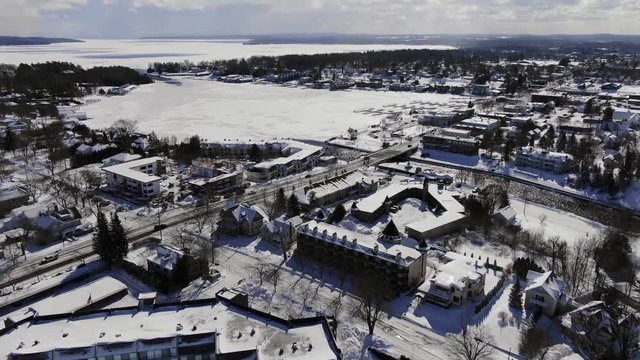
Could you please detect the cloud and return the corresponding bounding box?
[0,0,639,37]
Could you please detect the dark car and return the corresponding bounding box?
[40,254,59,265]
[153,224,168,231]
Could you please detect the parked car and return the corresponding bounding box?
[153,224,168,231]
[40,254,59,265]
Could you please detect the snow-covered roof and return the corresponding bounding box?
[102,156,164,183]
[354,183,413,214]
[147,245,185,271]
[517,146,573,161]
[299,221,422,266]
[252,143,322,170]
[0,295,339,360]
[431,252,486,290]
[103,152,142,164]
[525,270,566,300]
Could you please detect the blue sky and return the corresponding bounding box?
[2,0,639,38]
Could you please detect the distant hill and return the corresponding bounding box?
[0,36,82,46]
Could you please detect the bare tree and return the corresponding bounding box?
[79,169,103,208]
[49,179,74,209]
[265,265,281,293]
[251,262,270,287]
[540,236,567,274]
[22,171,43,203]
[561,238,596,297]
[329,294,343,319]
[447,324,495,360]
[298,281,315,314]
[350,276,390,335]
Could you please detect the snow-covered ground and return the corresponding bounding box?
[81,79,461,142]
[0,39,455,68]
[510,197,608,245]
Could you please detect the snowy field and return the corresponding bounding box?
[0,39,455,69]
[81,79,458,142]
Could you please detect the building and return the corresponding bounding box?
[297,171,377,208]
[297,221,428,291]
[416,108,474,127]
[261,215,305,247]
[404,186,468,240]
[0,187,29,216]
[515,146,573,174]
[102,157,166,199]
[422,133,480,155]
[146,245,208,284]
[561,300,638,356]
[218,203,265,236]
[470,83,491,96]
[531,92,567,106]
[456,117,500,134]
[350,182,427,223]
[420,252,486,307]
[102,152,142,167]
[201,142,286,159]
[246,145,322,181]
[33,206,83,243]
[188,171,243,196]
[524,270,571,316]
[0,289,342,360]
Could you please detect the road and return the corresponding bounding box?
[0,141,417,291]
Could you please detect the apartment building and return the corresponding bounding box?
[422,133,480,155]
[515,146,573,174]
[102,157,166,199]
[297,221,428,291]
[247,145,322,181]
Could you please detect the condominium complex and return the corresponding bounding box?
[102,156,166,199]
[515,146,573,174]
[297,221,428,291]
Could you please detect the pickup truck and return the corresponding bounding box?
[40,254,59,265]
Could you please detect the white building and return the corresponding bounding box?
[420,252,486,307]
[102,157,166,199]
[524,270,571,316]
[515,146,573,174]
[247,144,322,181]
[456,117,500,133]
[102,152,142,167]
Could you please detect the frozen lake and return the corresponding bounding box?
[82,79,459,142]
[0,39,455,69]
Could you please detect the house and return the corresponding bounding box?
[603,151,624,169]
[146,245,208,284]
[102,157,166,199]
[297,221,428,292]
[261,216,304,247]
[0,187,29,216]
[218,203,265,236]
[101,152,142,167]
[561,300,638,356]
[420,252,486,307]
[34,206,83,243]
[404,185,468,240]
[524,270,571,316]
[515,146,573,174]
[471,83,491,96]
[0,289,341,360]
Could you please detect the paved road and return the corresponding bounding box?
[0,141,417,290]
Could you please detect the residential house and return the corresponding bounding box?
[524,270,571,316]
[34,206,83,243]
[561,300,638,356]
[218,203,265,236]
[146,245,208,284]
[0,186,29,216]
[420,252,486,307]
[261,216,305,247]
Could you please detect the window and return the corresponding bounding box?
[534,294,545,302]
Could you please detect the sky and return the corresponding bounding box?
[1,0,639,38]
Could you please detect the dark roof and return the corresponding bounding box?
[381,220,401,237]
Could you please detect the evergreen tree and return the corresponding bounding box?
[273,188,287,216]
[286,193,301,217]
[602,106,614,123]
[110,212,128,262]
[92,211,113,267]
[503,139,515,161]
[3,128,15,153]
[556,132,567,152]
[509,280,523,309]
[330,204,347,224]
[567,134,577,155]
[248,144,262,162]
